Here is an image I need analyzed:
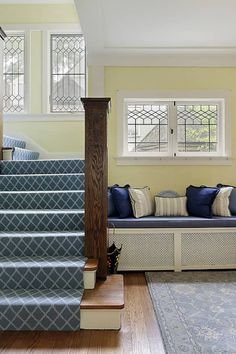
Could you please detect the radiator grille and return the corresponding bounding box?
[182,232,236,266]
[111,231,174,270]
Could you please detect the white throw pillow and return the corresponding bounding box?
[155,196,188,216]
[128,187,154,218]
[212,186,233,217]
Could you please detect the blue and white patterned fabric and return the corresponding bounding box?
[0,231,85,257]
[0,288,83,331]
[0,159,85,175]
[0,210,84,232]
[0,158,86,331]
[0,256,86,289]
[13,147,40,160]
[3,135,26,149]
[0,173,84,191]
[0,190,85,209]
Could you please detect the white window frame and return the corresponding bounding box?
[117,90,231,165]
[3,30,30,114]
[42,29,87,116]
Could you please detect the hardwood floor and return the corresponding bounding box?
[0,273,165,354]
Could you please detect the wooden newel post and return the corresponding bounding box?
[81,97,110,280]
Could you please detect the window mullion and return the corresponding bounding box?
[168,101,177,156]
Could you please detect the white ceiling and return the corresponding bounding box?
[75,0,236,66]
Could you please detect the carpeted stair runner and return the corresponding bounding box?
[3,135,40,160]
[0,158,87,331]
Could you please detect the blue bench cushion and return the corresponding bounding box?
[108,216,236,228]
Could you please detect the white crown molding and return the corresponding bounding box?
[87,48,236,67]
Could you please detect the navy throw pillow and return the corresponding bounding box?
[108,188,118,217]
[110,185,133,218]
[217,183,236,215]
[186,185,219,218]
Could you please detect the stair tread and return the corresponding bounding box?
[0,231,85,236]
[0,173,84,177]
[0,255,87,266]
[84,259,98,272]
[81,275,124,310]
[0,190,84,193]
[0,209,84,214]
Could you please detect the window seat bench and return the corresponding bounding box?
[108,216,236,272]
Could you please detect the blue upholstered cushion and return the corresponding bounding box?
[108,189,117,217]
[110,185,133,218]
[186,185,219,218]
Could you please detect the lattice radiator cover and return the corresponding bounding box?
[110,227,236,271]
[110,229,175,271]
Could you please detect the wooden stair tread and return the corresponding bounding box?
[84,258,98,271]
[81,274,124,309]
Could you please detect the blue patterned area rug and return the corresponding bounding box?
[145,271,236,354]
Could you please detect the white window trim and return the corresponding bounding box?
[117,90,231,165]
[4,30,30,115]
[42,29,87,116]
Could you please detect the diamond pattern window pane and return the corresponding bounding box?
[3,34,25,113]
[50,34,86,113]
[177,104,218,152]
[127,104,168,152]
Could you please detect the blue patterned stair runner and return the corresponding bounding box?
[3,135,39,160]
[0,159,86,331]
[0,190,85,209]
[0,173,84,191]
[3,135,26,149]
[13,147,40,160]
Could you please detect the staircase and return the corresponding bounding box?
[0,158,124,331]
[3,135,39,160]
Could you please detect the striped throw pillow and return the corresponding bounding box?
[155,197,188,216]
[128,187,154,218]
[212,186,233,216]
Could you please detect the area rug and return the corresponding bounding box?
[145,271,236,354]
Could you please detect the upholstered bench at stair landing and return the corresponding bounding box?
[108,216,236,272]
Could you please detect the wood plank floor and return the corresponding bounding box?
[0,273,165,354]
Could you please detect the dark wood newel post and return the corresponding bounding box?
[81,97,110,280]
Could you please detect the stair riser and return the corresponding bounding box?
[0,174,84,191]
[13,148,39,161]
[0,265,84,290]
[0,159,85,175]
[0,213,84,232]
[0,288,82,331]
[0,234,85,257]
[0,191,85,210]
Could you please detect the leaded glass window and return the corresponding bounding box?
[125,99,223,157]
[3,34,25,113]
[177,104,218,153]
[50,33,86,112]
[127,103,168,152]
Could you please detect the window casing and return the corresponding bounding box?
[49,33,86,113]
[3,33,25,113]
[118,91,230,164]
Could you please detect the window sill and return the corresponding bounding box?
[115,156,232,166]
[3,113,85,122]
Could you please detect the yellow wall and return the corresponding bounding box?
[2,4,236,193]
[105,67,236,194]
[1,3,85,157]
[0,4,79,24]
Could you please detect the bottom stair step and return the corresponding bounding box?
[0,288,83,331]
[81,274,124,330]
